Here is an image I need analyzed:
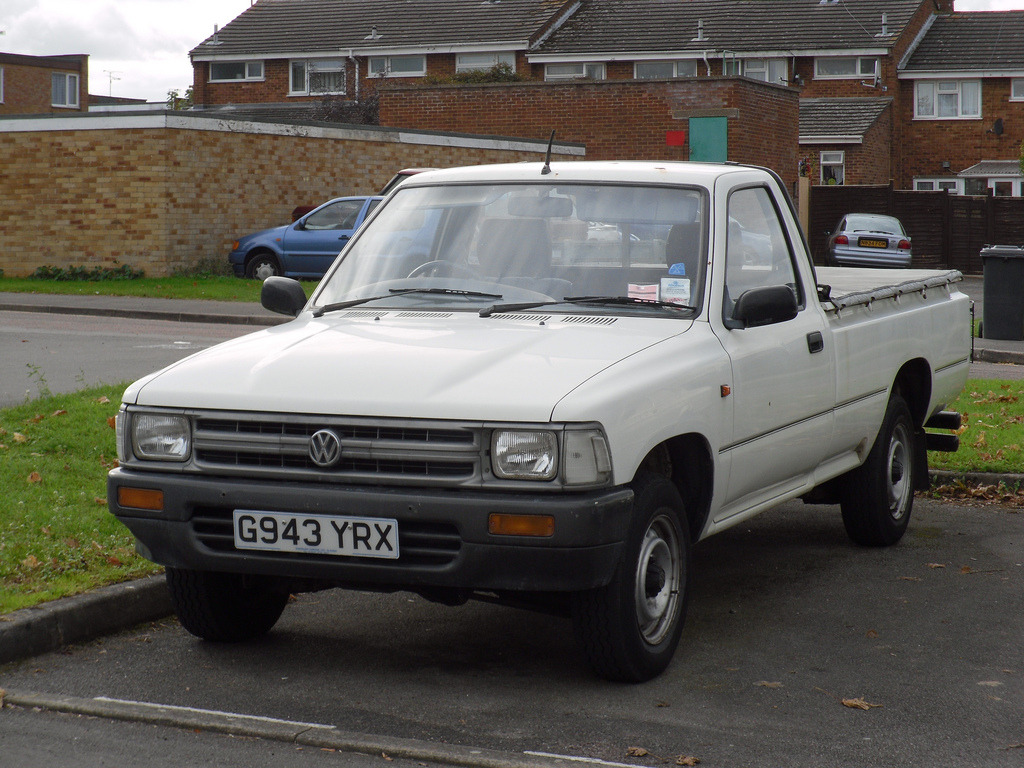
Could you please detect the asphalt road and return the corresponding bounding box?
[2,497,1021,768]
[0,310,245,407]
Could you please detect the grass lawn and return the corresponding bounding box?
[0,376,1020,615]
[0,274,266,303]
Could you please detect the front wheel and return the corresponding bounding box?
[571,473,690,682]
[245,253,281,280]
[840,393,916,547]
[166,568,289,642]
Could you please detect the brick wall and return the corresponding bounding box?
[0,53,88,115]
[897,77,1023,188]
[379,77,800,188]
[0,114,580,277]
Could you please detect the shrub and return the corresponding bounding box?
[30,264,145,281]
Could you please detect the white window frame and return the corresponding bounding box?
[209,60,264,83]
[814,56,878,80]
[0,67,4,103]
[290,59,347,95]
[544,62,606,81]
[728,58,787,84]
[455,52,515,73]
[367,55,426,78]
[1011,78,1024,102]
[820,151,845,185]
[914,177,963,194]
[51,72,79,108]
[634,60,698,79]
[914,79,981,119]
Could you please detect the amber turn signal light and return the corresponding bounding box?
[488,513,555,537]
[117,487,164,511]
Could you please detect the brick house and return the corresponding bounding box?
[899,11,1024,196]
[187,0,1024,194]
[0,52,89,115]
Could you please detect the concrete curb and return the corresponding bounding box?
[0,299,281,327]
[0,575,172,666]
[974,346,1024,366]
[0,688,580,768]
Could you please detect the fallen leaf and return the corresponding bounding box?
[677,757,700,766]
[107,416,117,430]
[96,396,111,404]
[63,538,80,549]
[960,566,974,575]
[899,576,922,581]
[21,555,41,569]
[755,681,783,688]
[842,697,882,710]
[926,563,946,569]
[41,526,51,536]
[13,433,27,443]
[627,747,650,757]
[94,497,106,505]
[865,629,879,639]
[27,471,42,483]
[52,409,67,417]
[27,414,44,424]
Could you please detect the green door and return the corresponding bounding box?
[689,116,728,162]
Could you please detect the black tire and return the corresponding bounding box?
[166,568,289,642]
[840,394,916,547]
[245,252,281,280]
[571,473,690,682]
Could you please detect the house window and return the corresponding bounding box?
[51,72,79,108]
[965,178,987,195]
[820,151,844,185]
[1011,78,1024,102]
[915,80,981,119]
[915,178,962,194]
[209,60,264,82]
[814,56,878,79]
[291,59,346,94]
[635,60,698,79]
[455,52,515,72]
[726,58,787,83]
[544,62,606,81]
[368,55,426,78]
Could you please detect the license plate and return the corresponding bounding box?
[858,237,888,249]
[232,510,399,559]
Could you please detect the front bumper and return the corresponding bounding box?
[108,468,634,592]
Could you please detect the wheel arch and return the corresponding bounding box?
[893,357,932,428]
[244,247,279,269]
[635,433,713,543]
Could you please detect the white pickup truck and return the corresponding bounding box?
[109,161,971,682]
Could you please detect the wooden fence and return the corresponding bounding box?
[808,183,1024,274]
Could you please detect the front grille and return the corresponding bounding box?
[191,506,461,567]
[189,412,483,487]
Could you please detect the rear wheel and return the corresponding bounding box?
[840,394,916,547]
[166,568,289,642]
[245,252,281,280]
[571,473,690,682]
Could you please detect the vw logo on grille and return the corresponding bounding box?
[309,429,342,468]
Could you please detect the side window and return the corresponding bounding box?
[304,200,364,231]
[724,187,801,314]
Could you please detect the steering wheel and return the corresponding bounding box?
[407,260,478,279]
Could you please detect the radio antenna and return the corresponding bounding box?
[541,130,555,175]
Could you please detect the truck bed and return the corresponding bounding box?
[816,267,963,311]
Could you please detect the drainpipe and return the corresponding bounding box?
[348,50,359,102]
[702,50,712,77]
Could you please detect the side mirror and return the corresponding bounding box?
[261,276,307,317]
[725,285,798,329]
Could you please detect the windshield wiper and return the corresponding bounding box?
[479,295,695,317]
[314,288,502,317]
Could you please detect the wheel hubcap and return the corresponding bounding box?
[253,262,277,280]
[887,423,912,519]
[634,513,682,646]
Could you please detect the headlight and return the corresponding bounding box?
[492,430,557,481]
[131,413,191,461]
[563,429,613,486]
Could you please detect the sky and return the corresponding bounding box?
[1,0,1023,103]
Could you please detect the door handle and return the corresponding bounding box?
[338,235,350,241]
[807,331,824,354]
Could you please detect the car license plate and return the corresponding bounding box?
[232,510,399,559]
[858,237,888,249]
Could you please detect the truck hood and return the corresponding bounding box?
[127,312,691,422]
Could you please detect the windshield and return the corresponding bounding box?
[312,182,708,316]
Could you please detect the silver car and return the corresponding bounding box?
[826,213,912,268]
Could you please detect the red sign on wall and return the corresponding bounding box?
[665,130,687,147]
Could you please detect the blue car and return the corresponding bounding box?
[229,196,383,279]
